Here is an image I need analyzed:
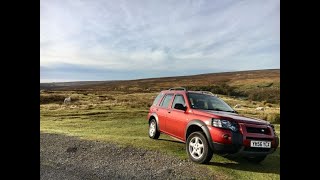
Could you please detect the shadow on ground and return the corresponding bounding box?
[209,147,280,175]
[159,137,280,175]
[158,138,184,144]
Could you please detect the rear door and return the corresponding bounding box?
[166,93,188,139]
[157,93,174,132]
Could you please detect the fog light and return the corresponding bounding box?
[223,134,229,139]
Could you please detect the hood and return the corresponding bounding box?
[194,109,269,125]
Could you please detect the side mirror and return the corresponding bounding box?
[174,103,187,111]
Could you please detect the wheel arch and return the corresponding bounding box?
[185,120,214,150]
[149,113,160,131]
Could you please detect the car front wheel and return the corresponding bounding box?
[186,131,213,164]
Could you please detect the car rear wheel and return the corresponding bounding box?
[149,119,160,139]
[186,131,213,164]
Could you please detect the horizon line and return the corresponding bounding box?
[40,68,280,84]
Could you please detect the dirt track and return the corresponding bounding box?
[40,133,216,180]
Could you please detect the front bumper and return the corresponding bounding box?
[212,142,278,157]
[208,124,279,157]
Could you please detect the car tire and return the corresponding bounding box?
[186,131,213,164]
[245,155,267,163]
[149,119,160,139]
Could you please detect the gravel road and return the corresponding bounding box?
[40,133,216,180]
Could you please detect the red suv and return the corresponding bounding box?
[147,87,279,164]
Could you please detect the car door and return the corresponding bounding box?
[157,93,174,132]
[166,93,188,140]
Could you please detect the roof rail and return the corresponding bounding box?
[199,91,216,96]
[189,90,218,97]
[169,87,187,91]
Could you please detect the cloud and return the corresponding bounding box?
[40,0,279,82]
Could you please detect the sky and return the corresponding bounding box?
[40,0,279,83]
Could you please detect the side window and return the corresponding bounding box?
[152,92,164,106]
[172,94,186,109]
[160,94,173,108]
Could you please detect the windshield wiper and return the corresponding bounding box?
[218,109,236,113]
[208,108,236,113]
[207,108,223,111]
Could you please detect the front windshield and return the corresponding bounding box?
[187,93,235,112]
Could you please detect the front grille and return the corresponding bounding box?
[246,127,270,134]
[244,147,271,152]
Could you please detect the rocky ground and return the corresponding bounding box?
[40,133,216,180]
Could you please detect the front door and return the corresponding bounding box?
[166,94,188,139]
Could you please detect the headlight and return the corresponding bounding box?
[212,119,238,132]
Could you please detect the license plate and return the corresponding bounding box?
[250,141,271,148]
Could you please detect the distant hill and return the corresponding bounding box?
[40,69,279,103]
[40,69,279,90]
[40,81,116,90]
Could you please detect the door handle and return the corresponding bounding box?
[168,111,171,113]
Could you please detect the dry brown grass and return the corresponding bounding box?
[40,90,280,124]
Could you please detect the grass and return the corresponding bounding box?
[40,91,280,180]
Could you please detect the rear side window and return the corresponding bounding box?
[172,94,186,108]
[152,93,164,106]
[160,94,173,108]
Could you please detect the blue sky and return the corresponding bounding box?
[40,0,279,82]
